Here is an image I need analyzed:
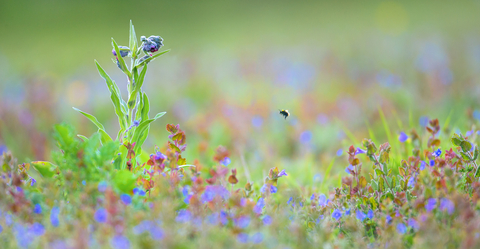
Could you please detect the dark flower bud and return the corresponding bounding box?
[140,35,164,53]
[112,46,130,57]
[137,55,150,65]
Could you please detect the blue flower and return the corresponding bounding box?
[133,220,153,235]
[310,194,315,201]
[429,159,435,167]
[150,226,164,241]
[30,223,45,236]
[433,148,442,157]
[94,208,108,223]
[82,180,86,186]
[439,198,455,214]
[287,197,293,205]
[251,232,263,244]
[237,233,249,243]
[420,161,426,171]
[220,157,231,166]
[473,110,480,121]
[396,223,407,234]
[407,176,416,188]
[356,210,366,222]
[300,130,312,144]
[120,194,132,205]
[30,178,36,186]
[367,209,374,219]
[110,235,130,249]
[260,184,277,194]
[332,209,342,221]
[336,149,343,156]
[50,207,60,227]
[133,188,146,196]
[235,216,250,229]
[0,225,2,234]
[425,198,437,212]
[140,35,163,53]
[34,204,42,214]
[345,165,354,174]
[278,169,288,177]
[345,209,351,215]
[176,210,192,223]
[254,198,265,214]
[398,132,408,143]
[355,148,366,155]
[408,218,419,230]
[154,152,167,161]
[386,215,392,225]
[262,215,272,225]
[270,185,278,193]
[133,120,140,127]
[318,194,327,206]
[112,46,130,57]
[419,116,429,127]
[5,214,12,226]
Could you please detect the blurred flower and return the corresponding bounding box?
[432,148,442,157]
[262,215,272,225]
[254,198,265,214]
[386,215,392,225]
[408,218,419,230]
[120,194,132,205]
[367,209,374,219]
[287,197,294,206]
[34,204,42,214]
[251,116,263,128]
[439,198,455,214]
[235,216,250,229]
[419,116,429,127]
[94,208,108,223]
[82,180,86,186]
[133,188,146,196]
[220,157,231,166]
[202,185,230,202]
[50,207,60,227]
[332,209,342,221]
[133,120,140,127]
[30,223,45,236]
[356,210,366,222]
[336,149,343,156]
[420,161,426,170]
[426,198,437,212]
[318,194,327,206]
[429,160,435,167]
[251,232,263,244]
[260,184,277,194]
[98,181,107,192]
[310,194,315,201]
[396,223,407,234]
[466,130,474,137]
[473,110,480,121]
[150,226,164,240]
[300,131,312,144]
[355,148,366,155]
[133,220,153,235]
[0,225,2,233]
[237,233,249,243]
[407,176,416,188]
[278,169,287,177]
[345,209,351,215]
[5,214,12,226]
[398,132,408,143]
[30,178,36,186]
[111,235,130,249]
[345,165,354,174]
[176,210,192,223]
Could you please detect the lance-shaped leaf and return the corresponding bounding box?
[135,49,170,67]
[128,63,147,109]
[129,20,138,57]
[112,38,131,77]
[72,108,113,143]
[32,161,57,178]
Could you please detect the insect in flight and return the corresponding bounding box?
[279,109,290,119]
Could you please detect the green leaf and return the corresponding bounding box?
[140,93,150,122]
[461,141,472,152]
[131,118,156,152]
[474,146,479,161]
[32,161,57,178]
[98,129,113,144]
[113,170,137,193]
[154,112,166,120]
[375,169,384,177]
[460,151,472,161]
[129,20,137,57]
[77,134,89,142]
[95,61,128,130]
[128,63,147,109]
[112,38,130,77]
[73,107,105,130]
[135,49,171,67]
[451,135,463,147]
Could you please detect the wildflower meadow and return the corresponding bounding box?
[2,2,480,248]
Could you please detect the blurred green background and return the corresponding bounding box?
[1,0,480,188]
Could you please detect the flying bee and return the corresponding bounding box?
[279,109,290,119]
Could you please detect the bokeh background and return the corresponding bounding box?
[2,0,480,188]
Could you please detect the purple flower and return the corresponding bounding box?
[176,210,192,223]
[133,188,146,196]
[332,209,342,221]
[386,215,392,224]
[287,197,293,205]
[154,152,166,161]
[237,233,249,243]
[150,226,164,240]
[408,218,419,230]
[419,116,429,127]
[466,130,474,137]
[202,185,230,202]
[30,178,36,186]
[133,220,153,235]
[140,35,163,53]
[260,184,277,194]
[397,223,407,234]
[426,198,437,212]
[300,130,312,144]
[367,209,374,219]
[235,216,250,229]
[336,149,343,156]
[50,207,60,227]
[278,169,288,177]
[345,165,354,174]
[220,157,231,166]
[439,198,455,214]
[30,223,45,236]
[133,120,140,127]
[262,215,272,225]
[310,194,315,201]
[251,232,263,244]
[398,132,408,143]
[254,198,265,214]
[433,148,442,157]
[94,208,108,223]
[111,235,130,249]
[318,194,327,206]
[98,181,107,192]
[407,176,416,188]
[356,210,366,222]
[345,209,351,215]
[429,160,435,167]
[120,194,132,205]
[355,148,366,155]
[420,161,426,170]
[34,204,42,214]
